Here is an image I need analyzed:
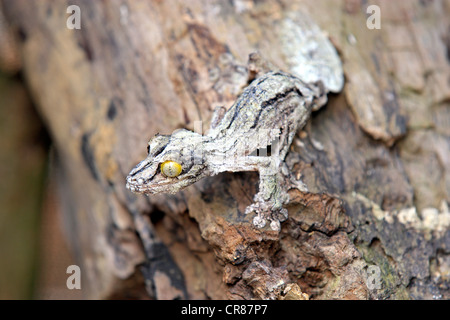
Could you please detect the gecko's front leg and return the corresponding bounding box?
[242,157,290,231]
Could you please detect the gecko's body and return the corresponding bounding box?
[127,70,331,230]
[126,15,343,231]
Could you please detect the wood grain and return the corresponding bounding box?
[1,0,449,299]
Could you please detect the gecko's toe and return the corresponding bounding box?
[269,219,281,231]
[274,208,288,222]
[253,215,266,228]
[245,201,288,231]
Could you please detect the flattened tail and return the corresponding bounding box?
[277,11,344,94]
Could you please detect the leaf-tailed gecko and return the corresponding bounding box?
[126,18,343,231]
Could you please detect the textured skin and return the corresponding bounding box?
[127,70,329,230]
[127,15,343,231]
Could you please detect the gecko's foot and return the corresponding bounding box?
[245,201,288,232]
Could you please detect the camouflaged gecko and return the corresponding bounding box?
[126,15,344,231]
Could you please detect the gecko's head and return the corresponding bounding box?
[126,129,208,195]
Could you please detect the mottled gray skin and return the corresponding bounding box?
[127,70,329,230]
[127,13,343,231]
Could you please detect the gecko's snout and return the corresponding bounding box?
[125,158,157,193]
[126,175,144,192]
[126,156,181,194]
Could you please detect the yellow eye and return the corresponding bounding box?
[161,160,182,178]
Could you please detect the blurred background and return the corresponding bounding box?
[0,7,80,299]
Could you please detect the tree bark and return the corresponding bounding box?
[1,0,449,299]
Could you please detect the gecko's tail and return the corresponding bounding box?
[277,11,344,94]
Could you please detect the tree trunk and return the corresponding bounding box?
[1,0,449,299]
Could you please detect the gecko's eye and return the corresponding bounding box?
[160,160,182,178]
[147,145,150,154]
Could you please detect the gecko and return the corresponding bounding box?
[126,18,343,231]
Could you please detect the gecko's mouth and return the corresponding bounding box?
[126,172,190,195]
[126,174,172,194]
